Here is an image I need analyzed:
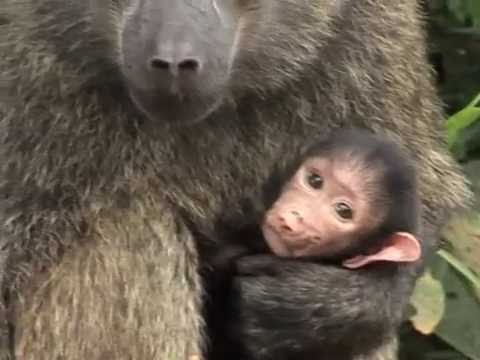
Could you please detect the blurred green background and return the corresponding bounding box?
[400,1,480,359]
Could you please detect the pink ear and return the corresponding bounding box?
[342,232,421,269]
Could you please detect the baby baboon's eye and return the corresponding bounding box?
[334,202,353,220]
[306,172,323,190]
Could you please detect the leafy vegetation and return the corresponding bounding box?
[400,2,480,359]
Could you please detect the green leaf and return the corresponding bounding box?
[446,0,467,24]
[441,159,480,297]
[437,249,480,290]
[410,270,446,335]
[428,254,480,360]
[467,0,480,27]
[446,93,480,150]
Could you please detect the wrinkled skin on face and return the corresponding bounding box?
[119,0,341,124]
[262,156,421,268]
[263,156,368,258]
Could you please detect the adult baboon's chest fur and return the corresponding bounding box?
[1,82,323,287]
[129,99,325,246]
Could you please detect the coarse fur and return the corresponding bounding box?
[0,1,470,360]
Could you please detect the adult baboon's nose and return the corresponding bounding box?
[148,50,202,76]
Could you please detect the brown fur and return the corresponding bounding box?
[0,0,470,359]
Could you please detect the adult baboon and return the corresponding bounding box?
[0,1,469,360]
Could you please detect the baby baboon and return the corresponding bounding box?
[262,128,421,266]
[0,1,470,360]
[206,127,422,360]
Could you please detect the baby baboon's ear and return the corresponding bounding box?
[342,232,421,269]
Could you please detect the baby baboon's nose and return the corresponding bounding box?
[279,211,303,232]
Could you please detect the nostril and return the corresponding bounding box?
[178,58,201,72]
[148,57,201,74]
[149,58,171,70]
[281,224,293,232]
[291,211,303,221]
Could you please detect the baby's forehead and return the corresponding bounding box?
[303,152,385,195]
[303,151,381,176]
